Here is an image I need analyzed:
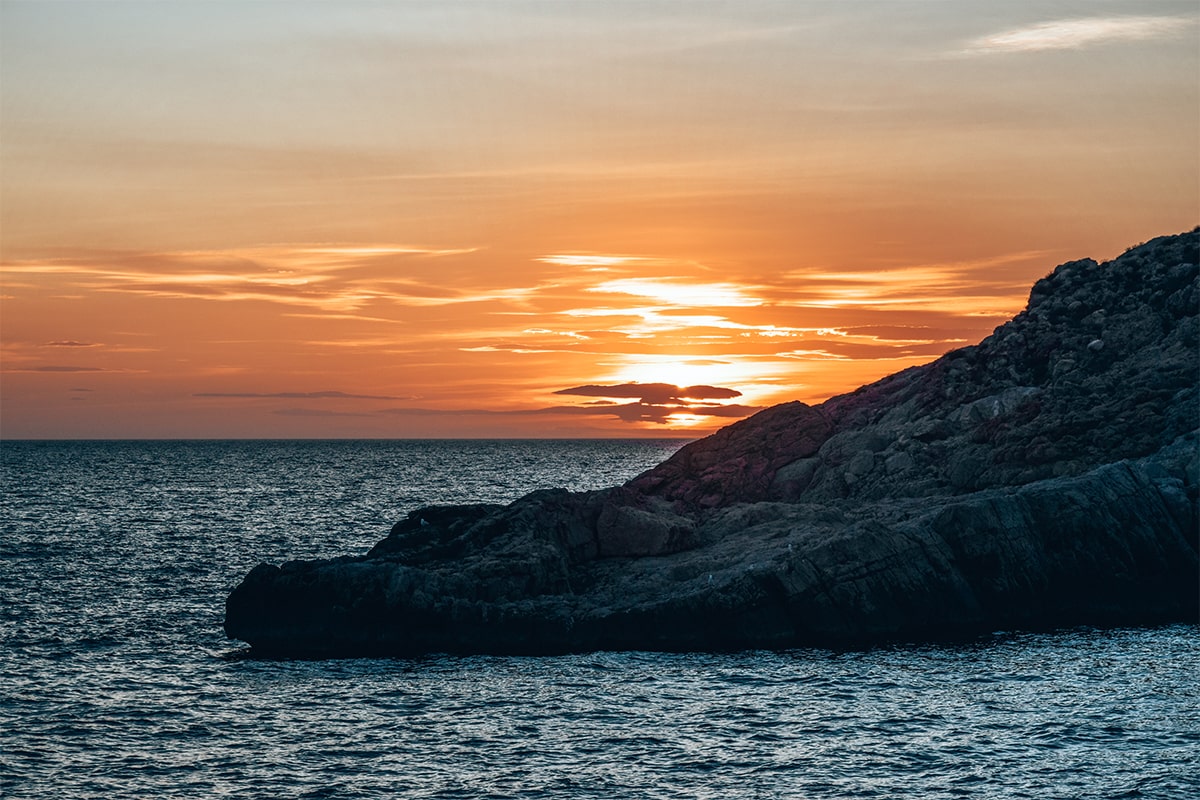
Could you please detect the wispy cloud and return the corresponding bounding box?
[1,244,493,313]
[546,380,757,425]
[962,15,1193,55]
[555,382,742,405]
[588,278,762,308]
[194,390,407,400]
[378,400,759,426]
[293,245,478,260]
[767,252,1047,316]
[272,408,372,418]
[6,365,107,373]
[536,254,649,268]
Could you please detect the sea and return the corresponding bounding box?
[1,439,1197,800]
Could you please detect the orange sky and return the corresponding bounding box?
[2,1,1197,438]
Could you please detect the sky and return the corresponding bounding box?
[1,0,1197,439]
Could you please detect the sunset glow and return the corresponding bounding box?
[1,1,1196,438]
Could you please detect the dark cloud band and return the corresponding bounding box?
[555,382,742,405]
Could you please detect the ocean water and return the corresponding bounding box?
[1,440,1197,800]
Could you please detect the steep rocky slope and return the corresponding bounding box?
[226,230,1199,656]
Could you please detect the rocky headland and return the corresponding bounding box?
[226,230,1199,656]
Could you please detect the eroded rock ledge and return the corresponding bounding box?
[226,230,1199,656]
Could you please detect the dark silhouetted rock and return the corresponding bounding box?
[226,230,1200,656]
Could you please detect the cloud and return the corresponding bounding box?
[536,382,757,425]
[588,278,761,308]
[776,349,852,362]
[379,402,760,425]
[11,365,106,373]
[194,390,406,400]
[294,246,477,259]
[43,340,99,347]
[272,408,372,417]
[962,15,1193,54]
[2,244,501,313]
[553,401,759,425]
[555,382,742,405]
[378,385,760,425]
[536,254,649,268]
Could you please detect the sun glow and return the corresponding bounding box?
[611,357,739,387]
[588,278,762,308]
[664,413,711,427]
[605,356,774,403]
[536,254,646,268]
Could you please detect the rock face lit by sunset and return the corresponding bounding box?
[1,1,1196,439]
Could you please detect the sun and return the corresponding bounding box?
[610,356,751,391]
[663,412,713,427]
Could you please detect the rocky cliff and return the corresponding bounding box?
[226,230,1199,656]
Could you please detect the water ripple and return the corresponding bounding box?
[2,441,1198,799]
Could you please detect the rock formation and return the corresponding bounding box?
[226,230,1199,656]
